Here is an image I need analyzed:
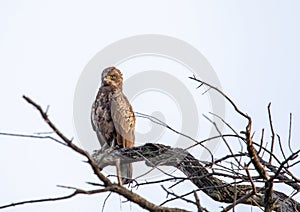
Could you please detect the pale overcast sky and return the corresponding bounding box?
[1,1,300,212]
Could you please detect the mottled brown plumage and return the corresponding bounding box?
[91,67,135,184]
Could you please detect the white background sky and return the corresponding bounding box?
[1,1,300,212]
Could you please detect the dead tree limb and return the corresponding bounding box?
[1,75,299,212]
[94,143,300,212]
[0,96,187,212]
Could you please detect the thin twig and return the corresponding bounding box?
[257,128,264,155]
[0,132,67,146]
[288,113,293,154]
[0,187,111,209]
[277,134,287,162]
[268,103,276,164]
[189,76,252,126]
[102,192,112,212]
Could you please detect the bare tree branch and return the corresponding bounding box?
[1,74,299,212]
[194,191,208,212]
[0,187,111,210]
[94,143,300,211]
[11,95,188,212]
[268,103,276,164]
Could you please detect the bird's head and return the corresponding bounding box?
[101,67,123,88]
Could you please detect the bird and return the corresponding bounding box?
[91,67,135,185]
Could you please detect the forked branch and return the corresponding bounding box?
[94,143,300,212]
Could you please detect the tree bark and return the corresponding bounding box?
[93,143,300,212]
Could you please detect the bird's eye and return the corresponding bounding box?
[109,75,116,80]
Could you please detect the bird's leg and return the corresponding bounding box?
[116,158,123,186]
[110,138,116,149]
[100,142,109,153]
[100,141,114,154]
[95,142,116,169]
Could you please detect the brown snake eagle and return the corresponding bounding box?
[91,67,135,184]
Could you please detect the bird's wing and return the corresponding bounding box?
[111,91,135,148]
[91,101,97,131]
[91,92,109,148]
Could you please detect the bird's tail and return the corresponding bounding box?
[120,162,132,185]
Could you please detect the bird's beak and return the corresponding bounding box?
[103,76,111,84]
